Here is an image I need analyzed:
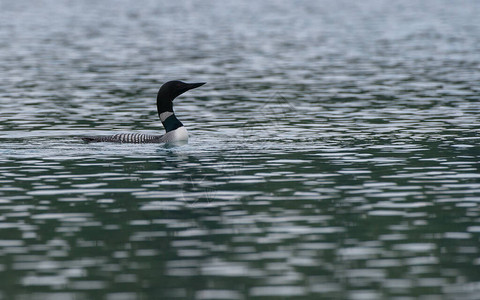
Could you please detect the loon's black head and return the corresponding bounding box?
[156,80,206,114]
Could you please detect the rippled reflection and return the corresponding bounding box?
[1,0,480,299]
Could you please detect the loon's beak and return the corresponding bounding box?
[186,82,206,90]
[174,82,206,100]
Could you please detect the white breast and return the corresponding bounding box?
[160,126,188,144]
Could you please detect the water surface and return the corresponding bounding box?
[1,0,480,299]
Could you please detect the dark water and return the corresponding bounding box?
[1,0,480,299]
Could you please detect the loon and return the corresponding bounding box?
[82,80,205,144]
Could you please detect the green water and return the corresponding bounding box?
[1,0,480,299]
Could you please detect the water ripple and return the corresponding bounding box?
[1,0,480,299]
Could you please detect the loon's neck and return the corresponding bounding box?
[159,111,183,133]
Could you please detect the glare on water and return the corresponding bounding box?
[1,0,480,299]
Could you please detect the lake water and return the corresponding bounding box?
[1,0,480,299]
